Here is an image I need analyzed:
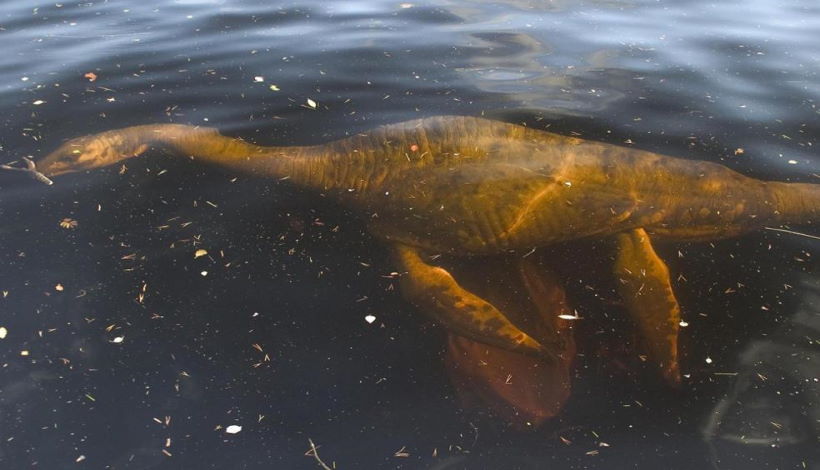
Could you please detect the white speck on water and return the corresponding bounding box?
[787,160,797,164]
[225,425,242,434]
[705,356,713,364]
[200,271,208,277]
[112,336,125,344]
[679,320,689,327]
[365,314,376,324]
[0,327,7,339]
[254,76,264,82]
[558,314,582,320]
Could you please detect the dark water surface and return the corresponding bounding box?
[1,0,818,468]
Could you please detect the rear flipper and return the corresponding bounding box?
[614,228,681,384]
[390,243,550,360]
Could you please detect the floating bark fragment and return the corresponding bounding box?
[305,439,333,470]
[0,157,53,185]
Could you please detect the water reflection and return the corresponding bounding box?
[703,275,819,464]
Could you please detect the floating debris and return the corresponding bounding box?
[0,327,7,339]
[194,249,208,259]
[0,157,54,185]
[60,218,78,229]
[364,314,376,324]
[225,425,242,434]
[306,98,317,109]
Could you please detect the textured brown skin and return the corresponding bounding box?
[614,228,682,384]
[444,256,575,428]
[39,116,819,247]
[36,115,818,385]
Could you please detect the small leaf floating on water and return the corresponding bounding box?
[194,249,208,259]
[55,283,64,292]
[84,72,97,82]
[111,336,125,344]
[306,98,317,109]
[59,218,78,229]
[269,84,280,91]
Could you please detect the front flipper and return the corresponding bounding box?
[614,228,681,384]
[390,243,549,360]
[444,256,576,427]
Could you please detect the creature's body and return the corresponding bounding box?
[19,115,818,419]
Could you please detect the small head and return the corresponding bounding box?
[37,132,147,177]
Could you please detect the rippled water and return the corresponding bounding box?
[0,0,817,468]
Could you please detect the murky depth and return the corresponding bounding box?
[0,0,817,468]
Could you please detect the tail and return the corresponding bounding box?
[769,182,820,227]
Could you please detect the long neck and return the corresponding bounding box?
[141,124,328,189]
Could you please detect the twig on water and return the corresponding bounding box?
[306,438,333,470]
[0,157,53,185]
[763,227,820,241]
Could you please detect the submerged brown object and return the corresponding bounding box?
[34,115,819,397]
[443,256,575,427]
